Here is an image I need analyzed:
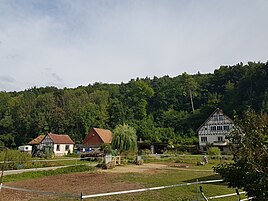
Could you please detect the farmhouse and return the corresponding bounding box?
[29,133,75,156]
[38,133,75,156]
[83,127,113,148]
[197,108,236,152]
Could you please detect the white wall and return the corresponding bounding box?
[199,135,227,146]
[53,144,74,156]
[198,111,235,147]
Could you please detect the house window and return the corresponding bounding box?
[219,115,224,121]
[217,126,223,130]
[218,136,223,142]
[56,145,60,151]
[213,115,218,121]
[211,126,216,131]
[65,145,69,151]
[201,137,207,142]
[223,125,230,130]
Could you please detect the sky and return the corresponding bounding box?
[0,0,268,92]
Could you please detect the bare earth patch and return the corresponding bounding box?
[101,163,169,173]
[0,163,169,201]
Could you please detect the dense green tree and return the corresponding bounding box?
[214,110,268,200]
[125,80,154,120]
[0,61,267,147]
[108,98,125,128]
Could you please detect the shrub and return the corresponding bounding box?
[208,147,221,159]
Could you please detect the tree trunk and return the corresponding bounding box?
[189,89,195,113]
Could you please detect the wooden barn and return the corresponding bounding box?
[83,128,113,148]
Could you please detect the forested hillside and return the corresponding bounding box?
[0,61,267,147]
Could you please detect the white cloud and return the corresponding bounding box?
[0,0,267,91]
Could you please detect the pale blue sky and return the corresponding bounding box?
[0,0,267,91]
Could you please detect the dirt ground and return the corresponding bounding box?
[0,163,170,201]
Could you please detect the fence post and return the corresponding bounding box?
[236,189,241,201]
[195,179,199,201]
[199,186,208,201]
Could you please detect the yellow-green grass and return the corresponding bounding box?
[3,165,96,183]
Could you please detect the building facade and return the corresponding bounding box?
[197,108,236,152]
[39,133,75,156]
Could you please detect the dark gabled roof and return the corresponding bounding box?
[197,108,235,132]
[93,128,113,143]
[28,135,45,145]
[46,133,75,144]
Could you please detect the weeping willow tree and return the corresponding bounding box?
[111,124,137,153]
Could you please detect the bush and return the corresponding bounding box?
[65,152,80,158]
[208,147,221,158]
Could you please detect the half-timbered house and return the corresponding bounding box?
[39,133,75,156]
[197,108,236,152]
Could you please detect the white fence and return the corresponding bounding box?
[81,179,223,199]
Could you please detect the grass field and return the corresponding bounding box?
[2,158,249,201]
[88,166,246,201]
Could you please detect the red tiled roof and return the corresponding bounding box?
[28,135,45,145]
[47,133,75,144]
[93,128,113,143]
